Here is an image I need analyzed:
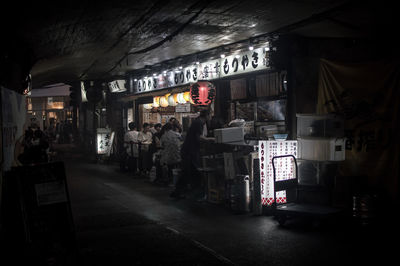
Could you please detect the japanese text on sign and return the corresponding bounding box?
[134,47,270,93]
[258,140,297,206]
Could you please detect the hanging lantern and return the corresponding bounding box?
[177,92,187,104]
[189,81,216,105]
[173,93,179,103]
[183,91,191,102]
[168,94,177,106]
[143,103,153,110]
[159,96,169,107]
[153,96,160,107]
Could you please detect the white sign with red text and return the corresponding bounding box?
[258,140,297,206]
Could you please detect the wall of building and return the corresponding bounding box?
[290,36,400,203]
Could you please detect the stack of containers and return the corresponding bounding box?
[296,114,346,203]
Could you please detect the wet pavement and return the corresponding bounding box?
[2,143,399,265]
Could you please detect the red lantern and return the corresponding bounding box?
[189,81,216,105]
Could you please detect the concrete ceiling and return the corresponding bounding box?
[2,0,397,89]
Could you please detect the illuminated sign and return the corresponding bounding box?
[258,140,297,206]
[96,128,114,155]
[133,47,270,94]
[108,80,127,93]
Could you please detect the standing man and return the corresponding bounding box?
[124,122,139,174]
[138,123,153,177]
[170,109,213,199]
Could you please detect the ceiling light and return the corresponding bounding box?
[134,79,137,82]
[220,54,225,58]
[249,46,254,51]
[264,47,270,51]
[196,61,200,65]
[179,66,183,69]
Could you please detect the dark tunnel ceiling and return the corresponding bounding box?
[3,0,397,88]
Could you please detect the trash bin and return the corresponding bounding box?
[229,175,250,213]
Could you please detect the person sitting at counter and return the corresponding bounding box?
[170,109,214,199]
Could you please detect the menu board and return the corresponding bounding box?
[258,140,297,206]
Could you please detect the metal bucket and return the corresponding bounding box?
[230,175,250,213]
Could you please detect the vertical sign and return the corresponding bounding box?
[259,140,297,206]
[96,128,112,155]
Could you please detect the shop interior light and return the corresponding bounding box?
[249,46,254,51]
[264,47,270,51]
[220,54,225,58]
[235,55,240,59]
[163,70,167,74]
[179,66,183,69]
[196,61,200,65]
[134,79,137,81]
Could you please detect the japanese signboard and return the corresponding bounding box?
[108,79,127,93]
[96,128,114,155]
[134,47,270,94]
[258,140,297,206]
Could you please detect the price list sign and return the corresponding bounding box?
[258,140,297,206]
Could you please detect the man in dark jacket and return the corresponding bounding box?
[170,109,213,199]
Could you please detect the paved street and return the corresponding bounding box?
[2,144,399,265]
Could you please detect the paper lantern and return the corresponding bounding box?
[173,93,179,103]
[183,91,191,102]
[143,103,153,110]
[177,92,187,104]
[153,96,160,107]
[189,81,216,105]
[159,96,169,107]
[168,94,177,106]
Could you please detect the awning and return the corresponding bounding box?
[118,85,191,102]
